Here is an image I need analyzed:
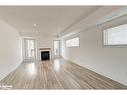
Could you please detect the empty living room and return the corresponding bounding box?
[0,5,127,91]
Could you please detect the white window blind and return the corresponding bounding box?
[66,37,79,47]
[104,24,127,45]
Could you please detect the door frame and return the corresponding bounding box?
[53,40,61,58]
[23,37,37,61]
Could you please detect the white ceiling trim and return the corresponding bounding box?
[57,6,127,38]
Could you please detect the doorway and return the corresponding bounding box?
[24,38,36,61]
[53,40,60,58]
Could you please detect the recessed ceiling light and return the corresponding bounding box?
[34,24,37,27]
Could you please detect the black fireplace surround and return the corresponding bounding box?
[41,51,50,60]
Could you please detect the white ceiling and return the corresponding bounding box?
[0,6,100,36]
[57,6,127,38]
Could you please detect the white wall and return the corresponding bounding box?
[0,19,22,80]
[61,15,127,86]
[19,32,56,60]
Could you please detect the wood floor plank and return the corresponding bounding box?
[0,58,127,89]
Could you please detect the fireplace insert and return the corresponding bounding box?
[41,51,50,60]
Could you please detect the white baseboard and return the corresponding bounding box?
[0,61,23,81]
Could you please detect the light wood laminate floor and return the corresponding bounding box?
[0,58,127,89]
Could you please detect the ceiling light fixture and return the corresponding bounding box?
[34,24,37,27]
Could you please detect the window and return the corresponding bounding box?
[66,37,79,47]
[104,24,127,45]
[53,40,60,56]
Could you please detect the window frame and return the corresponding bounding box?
[66,37,80,48]
[103,23,127,47]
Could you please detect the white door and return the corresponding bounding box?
[53,40,60,57]
[24,38,36,60]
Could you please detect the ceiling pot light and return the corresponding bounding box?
[34,24,37,27]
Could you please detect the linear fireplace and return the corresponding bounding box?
[41,51,50,60]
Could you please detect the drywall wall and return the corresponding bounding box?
[61,15,127,85]
[19,32,56,60]
[0,19,22,80]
